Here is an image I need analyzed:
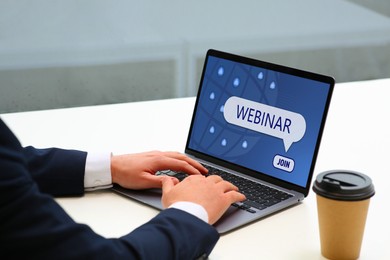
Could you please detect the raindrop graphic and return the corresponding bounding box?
[218,67,224,76]
[209,126,215,134]
[258,72,264,80]
[220,105,224,113]
[242,140,248,149]
[221,139,227,146]
[209,92,215,100]
[270,81,276,89]
[233,78,240,87]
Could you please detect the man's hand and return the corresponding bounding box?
[110,151,207,190]
[161,175,246,225]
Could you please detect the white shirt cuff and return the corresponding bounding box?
[84,152,113,191]
[169,201,209,223]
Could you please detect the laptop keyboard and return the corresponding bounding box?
[158,165,293,213]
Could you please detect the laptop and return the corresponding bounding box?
[112,49,334,234]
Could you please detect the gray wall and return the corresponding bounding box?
[1,60,176,112]
[1,0,390,113]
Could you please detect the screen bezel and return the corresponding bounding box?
[185,49,335,197]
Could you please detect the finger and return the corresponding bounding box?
[219,181,240,193]
[161,177,178,209]
[206,174,224,183]
[151,156,205,176]
[225,190,246,203]
[161,176,176,194]
[141,174,172,189]
[161,152,208,174]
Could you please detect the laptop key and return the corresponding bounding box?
[263,199,281,207]
[242,200,267,210]
[274,192,293,201]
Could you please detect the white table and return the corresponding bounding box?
[2,78,390,259]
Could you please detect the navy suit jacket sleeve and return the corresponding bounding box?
[22,146,87,196]
[0,119,219,259]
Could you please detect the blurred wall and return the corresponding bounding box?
[1,0,390,113]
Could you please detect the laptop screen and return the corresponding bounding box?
[186,49,334,190]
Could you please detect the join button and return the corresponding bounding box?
[273,155,294,173]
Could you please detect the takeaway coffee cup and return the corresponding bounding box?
[312,170,375,260]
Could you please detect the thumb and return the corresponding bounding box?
[161,177,178,209]
[161,176,176,194]
[141,174,169,188]
[227,190,246,203]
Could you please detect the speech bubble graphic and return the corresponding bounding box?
[223,96,306,152]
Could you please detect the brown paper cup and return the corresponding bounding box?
[313,170,375,260]
[316,195,370,260]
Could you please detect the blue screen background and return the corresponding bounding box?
[188,56,331,187]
